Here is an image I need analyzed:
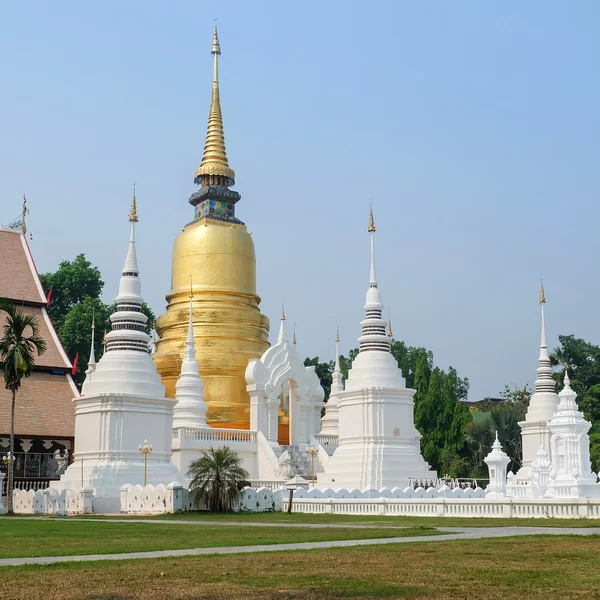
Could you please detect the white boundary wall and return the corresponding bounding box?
[12,488,93,515]
[286,496,600,519]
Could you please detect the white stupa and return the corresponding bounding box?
[319,328,341,436]
[546,373,599,498]
[173,291,208,429]
[515,283,559,483]
[317,209,436,490]
[53,193,180,511]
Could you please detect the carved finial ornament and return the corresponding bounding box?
[539,279,546,304]
[387,320,393,337]
[368,205,376,233]
[129,184,139,223]
[281,303,286,321]
[335,326,340,343]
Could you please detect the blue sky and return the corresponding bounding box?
[1,1,599,400]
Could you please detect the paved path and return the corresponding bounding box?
[1,526,599,567]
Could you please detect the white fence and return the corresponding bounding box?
[286,495,600,519]
[314,434,339,447]
[12,487,93,515]
[120,483,193,515]
[173,428,257,443]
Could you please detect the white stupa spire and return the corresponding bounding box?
[85,314,96,378]
[277,303,287,343]
[331,326,343,393]
[358,207,390,353]
[173,287,208,429]
[104,191,151,354]
[535,281,555,394]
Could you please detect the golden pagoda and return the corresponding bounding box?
[154,26,270,429]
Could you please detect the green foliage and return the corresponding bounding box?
[187,446,250,512]
[465,404,523,476]
[39,254,103,333]
[40,255,156,388]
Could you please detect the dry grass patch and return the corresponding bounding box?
[0,535,599,599]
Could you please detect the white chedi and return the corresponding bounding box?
[52,201,180,512]
[317,210,435,490]
[546,373,600,498]
[516,287,559,483]
[484,432,510,498]
[173,294,208,429]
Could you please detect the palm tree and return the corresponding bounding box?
[187,446,249,512]
[0,299,46,513]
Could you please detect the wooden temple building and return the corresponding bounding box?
[0,215,77,496]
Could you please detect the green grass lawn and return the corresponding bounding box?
[0,535,598,599]
[0,519,437,559]
[75,509,600,529]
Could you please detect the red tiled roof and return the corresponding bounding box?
[0,305,71,370]
[0,229,46,304]
[0,370,76,438]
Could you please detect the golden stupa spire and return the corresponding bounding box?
[129,183,139,223]
[194,25,235,186]
[335,326,340,343]
[292,323,297,345]
[387,320,393,337]
[539,277,546,304]
[281,302,286,321]
[368,204,376,233]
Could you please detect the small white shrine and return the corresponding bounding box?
[52,201,181,512]
[546,373,599,498]
[317,210,436,490]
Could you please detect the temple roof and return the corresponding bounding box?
[0,228,46,305]
[0,227,77,438]
[0,370,77,437]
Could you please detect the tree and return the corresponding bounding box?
[187,446,249,512]
[0,299,46,513]
[40,255,156,388]
[39,254,103,333]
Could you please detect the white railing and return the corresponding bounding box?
[182,428,257,443]
[286,496,600,519]
[247,480,286,491]
[315,434,339,447]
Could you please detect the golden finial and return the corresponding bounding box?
[102,328,107,350]
[292,323,297,345]
[129,183,138,223]
[387,320,393,337]
[368,204,376,233]
[539,277,546,304]
[281,302,286,321]
[189,274,193,298]
[335,326,340,343]
[21,194,27,235]
[91,307,95,330]
[212,23,221,56]
[194,26,235,186]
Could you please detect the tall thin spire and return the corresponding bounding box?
[194,25,235,186]
[535,281,555,394]
[334,327,341,373]
[104,197,150,354]
[86,313,96,377]
[358,207,389,353]
[173,290,208,429]
[292,323,297,346]
[278,305,287,343]
[129,184,138,223]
